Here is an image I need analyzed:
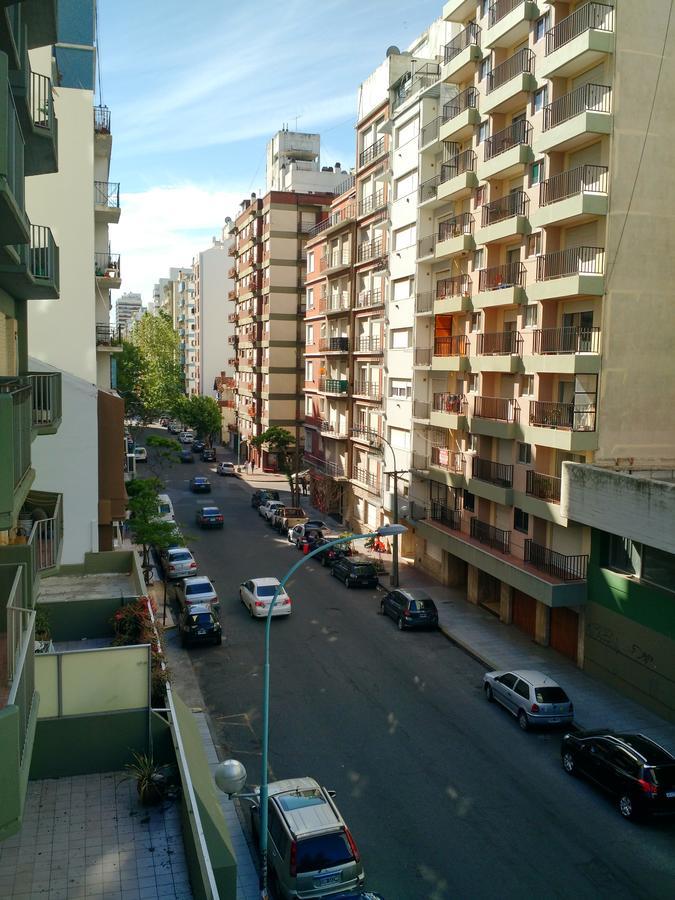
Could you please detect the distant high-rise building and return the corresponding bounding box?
[116,292,142,334]
[266,128,351,194]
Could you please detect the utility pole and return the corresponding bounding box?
[384,467,408,587]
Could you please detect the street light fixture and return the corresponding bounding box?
[214,523,407,900]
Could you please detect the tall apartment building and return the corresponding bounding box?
[191,230,234,398]
[266,128,348,193]
[115,291,142,334]
[404,0,675,665]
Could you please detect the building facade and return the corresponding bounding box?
[115,291,142,334]
[192,229,234,398]
[266,128,348,194]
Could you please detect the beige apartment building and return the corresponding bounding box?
[406,0,675,663]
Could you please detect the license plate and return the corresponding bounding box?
[197,629,206,635]
[315,873,340,887]
[666,791,675,799]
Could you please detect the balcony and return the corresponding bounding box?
[431,392,468,431]
[525,540,588,582]
[358,136,387,169]
[470,517,511,554]
[95,324,123,351]
[27,371,62,434]
[532,246,605,301]
[476,190,529,244]
[23,72,58,176]
[526,470,561,504]
[352,465,380,491]
[435,274,472,314]
[355,288,384,310]
[414,348,432,368]
[228,266,237,279]
[357,238,384,264]
[352,425,382,447]
[471,395,520,438]
[482,120,533,181]
[94,105,111,135]
[436,212,475,260]
[94,181,121,224]
[305,454,348,479]
[528,326,601,374]
[431,500,462,530]
[352,380,382,401]
[319,378,349,395]
[322,247,352,275]
[431,447,465,474]
[529,399,596,433]
[438,150,478,203]
[532,164,609,228]
[0,225,59,299]
[486,2,539,47]
[320,420,348,439]
[475,262,526,308]
[442,0,476,22]
[412,401,431,422]
[0,79,30,246]
[392,63,441,113]
[483,49,536,115]
[309,204,356,238]
[440,88,480,144]
[433,334,470,371]
[0,378,33,530]
[442,22,482,83]
[542,2,615,79]
[470,456,514,504]
[415,291,434,316]
[473,330,523,372]
[538,83,612,154]
[318,293,351,315]
[319,336,349,353]
[354,335,383,354]
[358,190,386,218]
[417,233,436,261]
[428,450,466,488]
[95,252,121,290]
[228,288,236,301]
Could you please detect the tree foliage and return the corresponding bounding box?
[127,478,181,569]
[173,395,222,445]
[145,435,181,481]
[120,311,183,419]
[252,426,300,503]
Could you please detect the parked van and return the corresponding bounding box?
[156,494,175,523]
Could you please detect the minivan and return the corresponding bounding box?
[250,777,365,898]
[156,494,175,523]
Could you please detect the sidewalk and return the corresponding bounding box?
[235,464,675,751]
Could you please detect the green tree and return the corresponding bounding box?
[127,478,181,569]
[179,395,222,445]
[145,435,181,481]
[116,341,147,420]
[125,311,183,418]
[252,426,300,504]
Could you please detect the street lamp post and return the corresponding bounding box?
[216,523,407,899]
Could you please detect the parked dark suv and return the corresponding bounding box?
[380,589,438,631]
[331,557,378,589]
[251,489,280,509]
[561,731,675,820]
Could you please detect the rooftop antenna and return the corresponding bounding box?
[293,114,302,130]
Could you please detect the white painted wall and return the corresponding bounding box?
[197,237,234,396]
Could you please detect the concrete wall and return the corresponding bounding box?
[197,238,231,396]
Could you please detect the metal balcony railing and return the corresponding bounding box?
[418,234,436,258]
[487,48,535,94]
[95,324,123,346]
[25,492,63,572]
[419,174,442,203]
[536,246,605,281]
[392,63,441,111]
[319,293,351,314]
[539,164,608,206]
[545,2,615,55]
[6,568,36,769]
[478,262,526,292]
[420,116,442,147]
[319,337,349,352]
[416,292,434,314]
[95,252,121,279]
[333,174,356,196]
[94,181,120,209]
[414,349,433,367]
[433,393,467,415]
[319,378,349,394]
[437,274,472,300]
[471,457,513,488]
[533,326,600,354]
[543,83,611,131]
[476,330,523,355]
[357,239,384,262]
[320,420,347,438]
[352,465,379,490]
[470,517,511,553]
[29,225,58,286]
[413,400,431,420]
[525,540,588,581]
[359,136,386,168]
[355,289,383,309]
[309,205,356,237]
[94,105,111,133]
[438,212,474,241]
[352,381,382,400]
[440,149,477,183]
[434,335,469,357]
[358,190,385,217]
[444,22,482,64]
[355,335,382,353]
[526,470,562,503]
[30,72,54,131]
[529,400,597,432]
[443,86,479,122]
[484,120,532,162]
[473,395,520,422]
[431,448,464,474]
[27,372,62,428]
[0,378,32,495]
[431,500,462,530]
[488,0,526,28]
[481,190,529,227]
[352,425,382,445]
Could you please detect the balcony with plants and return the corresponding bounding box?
[94,251,121,289]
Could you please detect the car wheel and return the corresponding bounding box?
[619,794,638,820]
[249,604,254,618]
[518,710,529,731]
[397,616,406,631]
[379,601,385,615]
[484,683,493,702]
[562,752,575,775]
[344,576,351,589]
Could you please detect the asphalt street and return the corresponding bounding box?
[144,434,675,900]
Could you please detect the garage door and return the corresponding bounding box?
[550,607,579,663]
[512,591,536,638]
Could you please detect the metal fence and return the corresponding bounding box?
[545,2,614,55]
[524,540,589,580]
[470,517,511,553]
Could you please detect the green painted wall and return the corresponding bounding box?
[172,692,237,900]
[38,595,123,641]
[0,707,21,842]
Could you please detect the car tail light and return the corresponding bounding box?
[289,840,297,877]
[281,597,290,605]
[217,516,223,522]
[189,562,197,569]
[344,828,360,863]
[530,703,540,713]
[403,609,411,617]
[169,565,175,571]
[638,778,658,796]
[255,600,265,608]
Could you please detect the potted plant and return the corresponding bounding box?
[125,751,166,806]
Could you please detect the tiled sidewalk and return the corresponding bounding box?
[0,772,191,899]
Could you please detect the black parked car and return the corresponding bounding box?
[561,731,675,820]
[380,589,438,631]
[251,489,280,509]
[331,556,378,589]
[202,447,216,462]
[314,538,350,567]
[192,439,205,453]
[178,603,222,647]
[189,476,211,493]
[179,449,194,464]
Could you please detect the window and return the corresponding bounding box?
[469,373,479,393]
[514,679,531,700]
[306,324,314,345]
[463,490,475,512]
[306,287,314,309]
[523,304,538,327]
[268,807,287,855]
[473,248,484,271]
[642,545,675,591]
[520,374,534,396]
[390,378,412,398]
[305,396,313,416]
[395,169,418,200]
[390,328,412,349]
[526,232,541,258]
[389,427,411,449]
[304,431,313,452]
[392,277,413,301]
[514,508,529,533]
[535,13,550,42]
[305,361,314,382]
[532,87,548,115]
[396,116,419,148]
[394,224,416,251]
[608,535,640,576]
[306,251,315,274]
[480,0,490,17]
[530,160,544,186]
[479,58,490,83]
[470,311,482,332]
[517,442,532,464]
[477,120,489,144]
[606,536,675,591]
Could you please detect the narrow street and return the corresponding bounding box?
[147,436,675,900]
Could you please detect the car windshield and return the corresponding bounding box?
[353,565,376,575]
[409,598,433,611]
[158,504,171,515]
[649,764,675,786]
[190,613,212,626]
[535,687,569,703]
[202,508,220,515]
[296,833,354,874]
[186,583,213,595]
[618,735,675,764]
[256,585,278,597]
[194,478,207,484]
[171,552,191,562]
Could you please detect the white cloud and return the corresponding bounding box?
[113,184,244,303]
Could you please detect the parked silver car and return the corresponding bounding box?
[176,575,219,612]
[160,547,198,581]
[483,669,574,731]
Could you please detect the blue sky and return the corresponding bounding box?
[98,0,441,302]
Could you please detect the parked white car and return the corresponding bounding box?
[259,500,285,521]
[133,446,147,463]
[176,576,219,612]
[239,577,291,618]
[156,493,175,523]
[179,430,194,444]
